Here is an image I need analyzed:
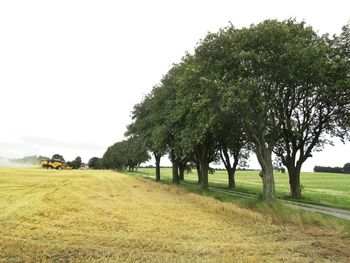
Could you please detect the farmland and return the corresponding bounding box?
[131,168,350,211]
[1,167,350,262]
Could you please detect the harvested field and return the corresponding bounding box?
[0,168,349,262]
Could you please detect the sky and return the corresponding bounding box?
[0,0,349,171]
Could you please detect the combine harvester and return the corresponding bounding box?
[40,159,72,170]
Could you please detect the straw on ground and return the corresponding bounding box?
[0,168,349,262]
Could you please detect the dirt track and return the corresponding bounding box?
[0,168,349,262]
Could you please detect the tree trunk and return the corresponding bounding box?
[287,165,302,198]
[230,159,239,189]
[196,162,202,184]
[195,153,202,184]
[200,144,209,191]
[228,168,236,189]
[220,147,237,189]
[255,144,276,200]
[179,162,185,181]
[261,165,275,200]
[172,160,179,184]
[155,154,161,181]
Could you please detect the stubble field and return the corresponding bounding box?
[0,168,349,262]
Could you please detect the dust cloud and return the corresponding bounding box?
[0,158,39,168]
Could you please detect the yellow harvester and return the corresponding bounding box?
[40,159,65,170]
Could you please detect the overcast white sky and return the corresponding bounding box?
[0,0,349,170]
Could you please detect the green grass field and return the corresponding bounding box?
[131,168,350,211]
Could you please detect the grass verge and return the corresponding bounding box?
[126,170,350,233]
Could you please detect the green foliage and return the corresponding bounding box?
[314,166,344,173]
[52,154,64,162]
[94,158,103,170]
[71,156,82,169]
[103,141,128,170]
[126,19,350,199]
[314,166,343,173]
[102,137,150,171]
[343,163,350,174]
[126,88,167,157]
[88,157,103,169]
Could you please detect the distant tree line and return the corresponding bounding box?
[104,19,350,200]
[55,154,104,170]
[11,154,104,170]
[314,163,350,174]
[64,155,104,170]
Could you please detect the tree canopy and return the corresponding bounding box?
[116,19,350,200]
[52,154,64,162]
[102,137,150,171]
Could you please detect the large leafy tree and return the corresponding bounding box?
[71,156,82,169]
[194,29,250,189]
[172,54,223,190]
[102,141,128,170]
[126,19,349,201]
[344,163,350,174]
[126,83,172,181]
[187,24,280,198]
[155,62,194,184]
[126,136,151,171]
[88,157,103,169]
[221,20,350,199]
[194,19,350,200]
[257,20,350,198]
[52,154,64,162]
[88,157,99,168]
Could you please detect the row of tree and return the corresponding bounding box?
[314,163,350,174]
[110,19,350,200]
[102,137,150,171]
